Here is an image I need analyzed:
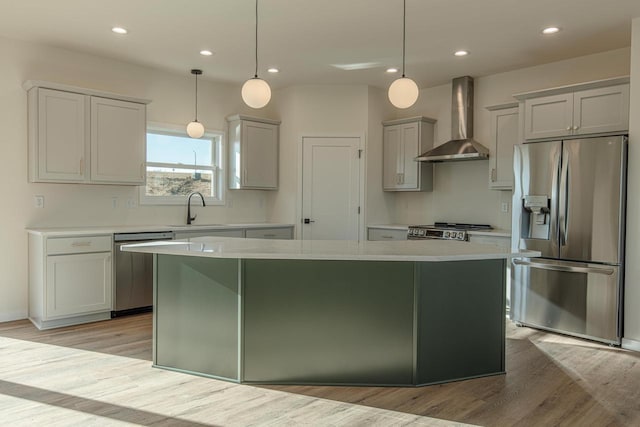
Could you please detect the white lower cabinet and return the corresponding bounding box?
[367,227,408,241]
[174,226,294,240]
[46,252,112,318]
[245,227,293,239]
[29,233,113,330]
[467,234,511,249]
[174,229,245,239]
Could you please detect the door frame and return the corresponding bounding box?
[296,133,366,241]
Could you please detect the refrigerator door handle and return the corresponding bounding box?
[559,149,570,246]
[513,259,614,275]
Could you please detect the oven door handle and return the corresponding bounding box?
[512,259,614,275]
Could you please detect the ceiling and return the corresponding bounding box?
[1,0,640,89]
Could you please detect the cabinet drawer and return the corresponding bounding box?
[468,235,510,249]
[246,227,293,239]
[174,229,245,239]
[47,235,112,255]
[368,228,408,241]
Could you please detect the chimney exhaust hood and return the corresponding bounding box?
[416,76,489,162]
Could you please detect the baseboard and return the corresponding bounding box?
[622,338,640,352]
[30,312,111,330]
[0,311,28,323]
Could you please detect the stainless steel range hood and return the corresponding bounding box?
[416,76,489,162]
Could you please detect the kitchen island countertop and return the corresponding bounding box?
[122,236,537,262]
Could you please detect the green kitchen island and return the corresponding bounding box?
[122,237,539,387]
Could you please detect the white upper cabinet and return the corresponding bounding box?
[30,88,88,182]
[382,116,435,192]
[227,115,280,190]
[24,81,150,185]
[486,103,519,190]
[572,85,630,136]
[517,78,629,141]
[90,97,146,184]
[523,93,573,140]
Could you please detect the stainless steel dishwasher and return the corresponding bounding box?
[113,231,174,317]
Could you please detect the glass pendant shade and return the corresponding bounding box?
[242,77,271,109]
[186,69,204,139]
[388,0,419,109]
[388,77,419,109]
[186,121,205,139]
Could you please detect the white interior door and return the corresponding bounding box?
[302,137,361,240]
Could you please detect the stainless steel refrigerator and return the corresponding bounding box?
[511,135,627,345]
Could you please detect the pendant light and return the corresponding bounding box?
[242,0,271,109]
[186,69,205,139]
[388,0,419,109]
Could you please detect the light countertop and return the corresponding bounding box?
[26,223,294,236]
[122,236,538,262]
[368,224,511,238]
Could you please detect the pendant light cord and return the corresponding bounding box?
[402,0,406,78]
[194,72,199,121]
[254,0,259,78]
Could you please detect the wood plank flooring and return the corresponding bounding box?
[0,315,465,426]
[1,314,639,426]
[266,323,640,426]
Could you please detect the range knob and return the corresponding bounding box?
[444,231,450,238]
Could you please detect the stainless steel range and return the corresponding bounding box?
[408,222,493,241]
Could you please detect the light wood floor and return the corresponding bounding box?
[1,314,639,426]
[0,314,464,427]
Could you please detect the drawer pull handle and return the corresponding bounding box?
[381,235,393,239]
[263,234,276,237]
[71,241,92,247]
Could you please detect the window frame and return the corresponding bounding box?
[139,122,225,206]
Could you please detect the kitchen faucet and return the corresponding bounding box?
[186,192,206,225]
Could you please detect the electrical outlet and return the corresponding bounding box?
[112,197,118,209]
[501,202,509,213]
[34,195,44,208]
[126,198,137,209]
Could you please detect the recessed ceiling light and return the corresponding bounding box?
[386,68,398,73]
[542,27,561,35]
[199,50,213,56]
[454,50,469,57]
[111,27,128,35]
[267,68,279,73]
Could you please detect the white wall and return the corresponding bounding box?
[366,86,396,225]
[266,85,372,234]
[624,19,640,350]
[385,47,630,228]
[0,36,269,321]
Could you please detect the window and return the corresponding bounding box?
[140,123,224,205]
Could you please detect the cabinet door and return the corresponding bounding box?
[35,88,88,182]
[524,94,573,140]
[90,97,146,184]
[399,122,419,189]
[383,125,402,190]
[489,106,519,190]
[45,252,112,319]
[241,121,278,189]
[383,122,420,190]
[573,84,629,136]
